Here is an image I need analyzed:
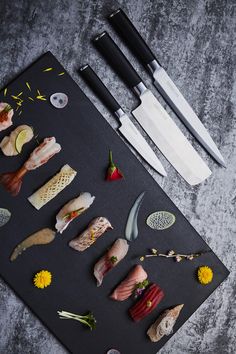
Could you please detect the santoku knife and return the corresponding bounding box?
[108,8,226,167]
[94,32,211,185]
[79,64,167,176]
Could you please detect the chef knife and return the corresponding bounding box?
[108,8,226,167]
[79,64,167,176]
[94,32,211,185]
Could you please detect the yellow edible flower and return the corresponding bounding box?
[33,270,52,289]
[197,266,213,285]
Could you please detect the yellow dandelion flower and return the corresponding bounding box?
[33,270,52,289]
[197,266,213,285]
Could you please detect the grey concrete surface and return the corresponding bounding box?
[0,0,235,353]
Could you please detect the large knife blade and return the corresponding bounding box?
[108,8,226,167]
[94,32,211,185]
[79,64,167,176]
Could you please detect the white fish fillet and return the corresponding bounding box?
[28,164,77,210]
[55,192,95,234]
[0,125,33,156]
[94,238,129,287]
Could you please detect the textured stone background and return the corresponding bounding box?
[0,0,235,353]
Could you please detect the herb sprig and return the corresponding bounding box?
[58,310,96,330]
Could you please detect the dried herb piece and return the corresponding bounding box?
[139,248,210,262]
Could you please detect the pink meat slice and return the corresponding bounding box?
[94,238,129,287]
[110,265,147,301]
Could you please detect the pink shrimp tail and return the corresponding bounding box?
[0,167,27,196]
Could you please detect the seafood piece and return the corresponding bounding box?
[10,228,56,261]
[125,192,145,241]
[0,208,11,227]
[0,137,61,196]
[28,164,77,210]
[0,125,34,156]
[147,304,184,342]
[0,103,14,131]
[69,217,112,252]
[129,283,164,322]
[94,238,129,287]
[55,192,95,234]
[110,265,147,301]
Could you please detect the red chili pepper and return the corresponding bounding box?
[106,150,123,181]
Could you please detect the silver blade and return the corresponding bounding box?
[153,68,226,167]
[118,114,167,176]
[132,90,212,185]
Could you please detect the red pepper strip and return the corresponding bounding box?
[129,283,164,322]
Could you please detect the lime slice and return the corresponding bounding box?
[15,129,29,153]
[146,211,176,230]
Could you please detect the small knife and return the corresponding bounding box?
[94,32,211,185]
[108,8,226,167]
[79,64,167,176]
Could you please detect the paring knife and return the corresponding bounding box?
[108,8,226,167]
[79,64,167,176]
[94,32,211,185]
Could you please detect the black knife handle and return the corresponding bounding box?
[79,64,121,113]
[94,31,142,89]
[109,8,160,67]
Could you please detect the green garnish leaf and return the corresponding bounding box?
[110,256,118,264]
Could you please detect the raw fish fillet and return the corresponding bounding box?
[94,238,129,287]
[0,137,61,196]
[110,265,147,301]
[0,125,33,156]
[129,283,164,322]
[147,304,184,342]
[69,217,112,252]
[0,103,14,132]
[55,192,95,234]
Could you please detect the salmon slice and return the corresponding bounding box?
[94,238,129,287]
[110,265,147,301]
[129,283,164,322]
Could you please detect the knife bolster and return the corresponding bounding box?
[133,82,148,96]
[147,60,162,75]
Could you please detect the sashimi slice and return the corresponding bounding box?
[110,265,147,301]
[129,283,164,322]
[94,238,129,287]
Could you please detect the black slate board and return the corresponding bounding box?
[0,52,229,354]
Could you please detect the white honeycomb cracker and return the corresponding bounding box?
[28,164,77,210]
